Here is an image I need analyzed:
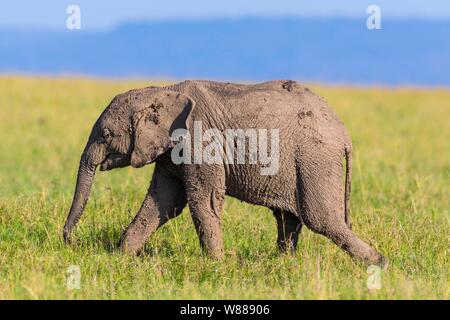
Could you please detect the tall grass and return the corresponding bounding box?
[0,77,448,299]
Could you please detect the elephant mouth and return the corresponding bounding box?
[100,153,131,171]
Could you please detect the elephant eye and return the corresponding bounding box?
[102,128,112,142]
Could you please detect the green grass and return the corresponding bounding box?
[0,76,448,299]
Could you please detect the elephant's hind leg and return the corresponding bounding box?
[273,209,302,253]
[120,163,187,255]
[295,148,385,266]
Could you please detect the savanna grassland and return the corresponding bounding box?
[0,76,448,299]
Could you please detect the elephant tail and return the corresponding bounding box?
[344,145,352,229]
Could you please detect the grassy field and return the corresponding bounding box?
[0,76,448,299]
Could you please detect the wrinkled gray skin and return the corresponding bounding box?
[64,80,386,266]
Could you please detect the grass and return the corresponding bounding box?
[0,76,448,299]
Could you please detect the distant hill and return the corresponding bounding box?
[1,18,449,86]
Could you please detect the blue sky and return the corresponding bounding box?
[2,0,450,30]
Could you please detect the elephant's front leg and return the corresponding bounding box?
[120,163,187,254]
[185,164,226,259]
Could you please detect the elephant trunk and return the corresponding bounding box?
[63,143,104,243]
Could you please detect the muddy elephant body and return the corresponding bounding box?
[64,80,385,266]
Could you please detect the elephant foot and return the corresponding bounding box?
[203,247,224,260]
[277,242,297,254]
[356,248,388,270]
[119,232,143,255]
[369,253,388,270]
[63,228,73,245]
[198,233,225,260]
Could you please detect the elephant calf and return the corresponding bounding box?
[63,80,386,266]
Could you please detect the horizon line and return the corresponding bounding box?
[2,14,450,33]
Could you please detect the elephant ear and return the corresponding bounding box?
[130,91,195,168]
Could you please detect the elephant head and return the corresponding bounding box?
[63,88,195,243]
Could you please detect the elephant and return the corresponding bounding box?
[63,79,386,266]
